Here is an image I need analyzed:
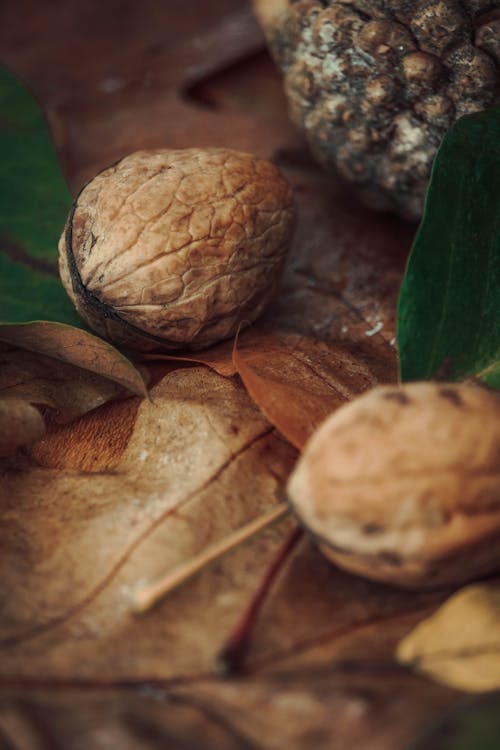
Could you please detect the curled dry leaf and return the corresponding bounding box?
[29,394,143,472]
[0,322,148,397]
[141,337,237,378]
[0,398,45,457]
[223,147,404,448]
[397,584,500,693]
[0,343,136,455]
[0,344,132,424]
[233,327,394,450]
[232,329,347,450]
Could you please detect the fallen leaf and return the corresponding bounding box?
[397,585,500,693]
[0,397,45,456]
[141,338,237,378]
[0,670,455,750]
[0,368,297,673]
[29,396,143,472]
[0,342,142,455]
[233,327,395,450]
[0,323,148,397]
[0,344,132,424]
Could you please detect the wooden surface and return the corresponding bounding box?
[0,2,469,748]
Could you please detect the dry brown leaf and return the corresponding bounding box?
[233,327,395,450]
[0,368,297,676]
[0,344,132,425]
[0,398,45,457]
[29,396,142,472]
[0,323,148,397]
[397,585,500,693]
[0,670,455,750]
[0,368,452,750]
[0,343,139,456]
[141,338,237,378]
[233,330,343,450]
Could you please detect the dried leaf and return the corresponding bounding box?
[28,395,142,472]
[0,667,455,750]
[232,329,359,449]
[0,323,148,397]
[0,397,45,456]
[0,341,140,456]
[0,344,131,425]
[0,366,447,741]
[0,368,297,674]
[233,323,397,450]
[397,585,500,693]
[141,338,237,378]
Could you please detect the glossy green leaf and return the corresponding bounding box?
[398,108,500,389]
[0,65,147,396]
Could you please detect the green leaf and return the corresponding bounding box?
[398,108,500,389]
[407,694,500,750]
[0,65,147,396]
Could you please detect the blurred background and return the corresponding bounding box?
[0,0,300,192]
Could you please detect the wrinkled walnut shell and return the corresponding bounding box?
[287,383,500,588]
[59,148,295,351]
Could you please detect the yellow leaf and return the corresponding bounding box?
[396,584,500,692]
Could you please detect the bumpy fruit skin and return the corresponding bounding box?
[287,383,500,588]
[255,0,500,220]
[59,148,295,351]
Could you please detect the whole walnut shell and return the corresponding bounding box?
[59,148,295,351]
[254,0,500,220]
[287,383,500,588]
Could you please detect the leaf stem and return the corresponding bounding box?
[132,501,290,614]
[216,526,303,676]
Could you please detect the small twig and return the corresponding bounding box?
[132,501,290,614]
[216,525,303,677]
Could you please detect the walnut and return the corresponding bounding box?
[287,383,500,588]
[59,148,295,351]
[254,0,500,220]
